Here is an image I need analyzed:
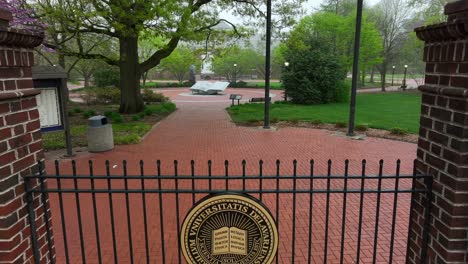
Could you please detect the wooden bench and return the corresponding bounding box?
[249,97,271,103]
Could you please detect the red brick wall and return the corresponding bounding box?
[0,9,54,264]
[410,1,468,263]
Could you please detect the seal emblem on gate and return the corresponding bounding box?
[180,194,278,264]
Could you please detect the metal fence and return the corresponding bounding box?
[25,159,432,264]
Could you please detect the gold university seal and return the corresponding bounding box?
[181,194,278,264]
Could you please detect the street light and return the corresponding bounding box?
[392,66,395,86]
[264,0,272,129]
[401,65,408,90]
[233,63,237,84]
[347,0,364,137]
[284,62,289,102]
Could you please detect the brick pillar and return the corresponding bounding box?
[0,9,54,264]
[409,1,468,263]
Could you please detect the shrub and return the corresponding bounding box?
[104,110,114,118]
[310,120,323,125]
[335,122,347,128]
[80,87,120,105]
[390,127,409,135]
[144,108,153,116]
[282,38,347,104]
[356,124,369,131]
[229,81,248,88]
[111,113,124,124]
[137,112,146,119]
[334,81,351,103]
[142,88,168,103]
[73,107,82,113]
[132,115,141,121]
[93,67,120,87]
[95,87,121,104]
[82,110,96,119]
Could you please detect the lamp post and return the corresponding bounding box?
[392,66,395,86]
[233,63,237,84]
[264,0,272,129]
[401,64,408,90]
[283,62,289,102]
[347,0,364,137]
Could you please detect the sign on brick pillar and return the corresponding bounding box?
[0,8,54,264]
[410,1,468,263]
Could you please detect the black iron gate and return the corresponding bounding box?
[25,159,432,264]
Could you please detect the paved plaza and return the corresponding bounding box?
[45,88,418,263]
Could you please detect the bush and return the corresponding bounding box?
[111,113,124,124]
[356,124,369,131]
[132,115,141,121]
[104,110,114,118]
[95,87,121,104]
[282,38,347,104]
[390,127,409,135]
[335,122,347,128]
[80,87,120,105]
[144,108,153,116]
[82,110,96,119]
[142,88,168,103]
[229,81,248,88]
[93,67,120,87]
[310,120,323,125]
[73,107,82,113]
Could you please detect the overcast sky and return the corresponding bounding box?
[221,0,381,24]
[305,0,380,11]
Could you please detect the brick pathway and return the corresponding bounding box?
[44,88,418,263]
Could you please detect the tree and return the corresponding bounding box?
[0,0,44,31]
[282,37,348,104]
[288,12,382,77]
[408,0,449,24]
[36,0,305,113]
[370,0,411,91]
[160,47,200,83]
[212,46,258,82]
[74,59,102,87]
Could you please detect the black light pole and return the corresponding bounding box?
[347,0,364,136]
[401,64,408,90]
[264,0,272,129]
[284,61,289,102]
[391,66,395,86]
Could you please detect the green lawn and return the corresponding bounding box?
[43,102,176,150]
[227,92,421,134]
[245,82,284,89]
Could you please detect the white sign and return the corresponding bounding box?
[36,87,61,129]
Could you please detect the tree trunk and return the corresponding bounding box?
[381,63,387,92]
[361,70,365,88]
[84,74,91,88]
[119,36,144,114]
[58,54,66,69]
[370,67,375,83]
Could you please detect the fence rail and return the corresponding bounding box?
[25,159,432,264]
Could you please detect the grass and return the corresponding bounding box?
[244,82,283,90]
[227,92,421,134]
[43,102,176,150]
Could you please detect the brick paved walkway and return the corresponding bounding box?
[44,88,418,263]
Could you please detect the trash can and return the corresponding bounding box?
[87,116,114,152]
